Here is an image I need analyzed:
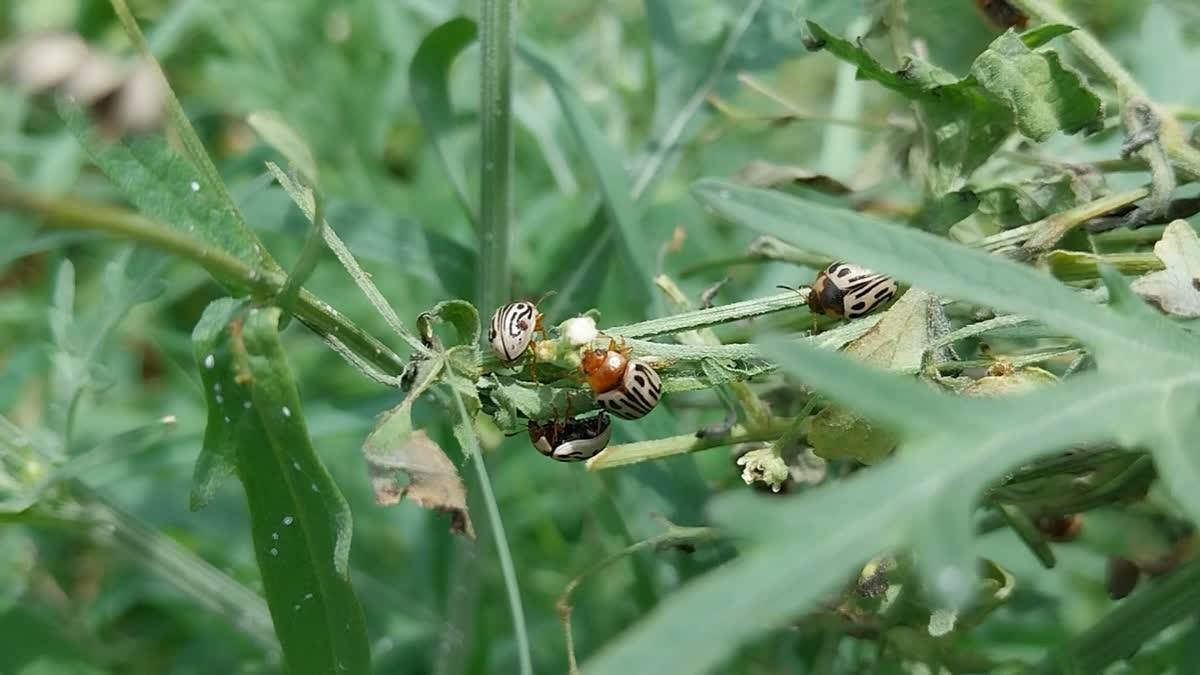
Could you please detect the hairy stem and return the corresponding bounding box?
[587,419,792,470]
[0,183,408,380]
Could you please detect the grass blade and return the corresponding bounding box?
[538,2,762,318]
[518,40,659,313]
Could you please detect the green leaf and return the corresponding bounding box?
[108,0,270,270]
[425,299,481,348]
[585,328,1189,675]
[975,169,1103,228]
[970,31,1104,141]
[518,40,659,314]
[691,178,1200,373]
[804,21,1014,188]
[759,335,957,437]
[806,289,937,463]
[913,190,979,234]
[410,17,479,225]
[190,297,251,510]
[59,104,277,279]
[1019,23,1077,49]
[225,306,372,675]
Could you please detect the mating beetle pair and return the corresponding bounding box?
[488,300,663,462]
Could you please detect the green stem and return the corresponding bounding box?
[735,74,894,131]
[558,524,721,675]
[607,291,806,339]
[0,184,408,381]
[266,163,429,356]
[452,392,532,675]
[1019,186,1152,253]
[276,190,325,326]
[1044,250,1165,282]
[478,0,515,315]
[587,419,792,470]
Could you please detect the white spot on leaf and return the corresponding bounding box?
[282,406,291,417]
[283,516,294,525]
[189,180,200,192]
[204,354,215,369]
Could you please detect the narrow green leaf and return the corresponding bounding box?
[410,17,479,225]
[518,40,658,313]
[246,112,326,322]
[970,31,1104,141]
[804,21,932,97]
[60,104,277,280]
[539,215,615,320]
[1019,23,1077,49]
[49,258,75,347]
[541,1,762,319]
[190,297,251,510]
[692,178,1200,372]
[585,366,1160,675]
[247,111,321,188]
[107,0,269,270]
[224,306,372,675]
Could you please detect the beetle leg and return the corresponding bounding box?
[525,343,540,383]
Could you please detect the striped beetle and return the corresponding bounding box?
[528,410,612,462]
[805,262,898,320]
[487,300,544,362]
[580,339,663,420]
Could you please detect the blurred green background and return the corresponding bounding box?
[3,0,1200,673]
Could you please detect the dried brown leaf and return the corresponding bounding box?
[1131,220,1200,317]
[366,429,474,538]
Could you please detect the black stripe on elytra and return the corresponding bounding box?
[504,303,535,337]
